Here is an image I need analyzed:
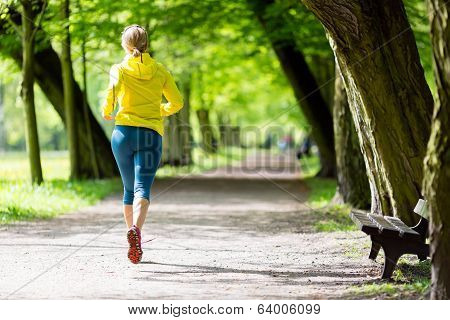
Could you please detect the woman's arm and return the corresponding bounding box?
[160,67,184,117]
[101,65,122,120]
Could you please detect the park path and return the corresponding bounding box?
[0,151,379,299]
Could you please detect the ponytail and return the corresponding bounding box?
[131,47,141,57]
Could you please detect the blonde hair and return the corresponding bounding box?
[121,24,148,57]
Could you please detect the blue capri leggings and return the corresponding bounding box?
[111,125,162,205]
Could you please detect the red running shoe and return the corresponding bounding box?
[127,225,142,264]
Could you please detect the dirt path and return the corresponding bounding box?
[0,151,379,299]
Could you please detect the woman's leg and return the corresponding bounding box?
[133,198,150,230]
[133,128,163,230]
[123,205,133,229]
[111,126,136,228]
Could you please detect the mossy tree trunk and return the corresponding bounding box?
[61,0,81,180]
[248,0,336,177]
[79,2,99,179]
[81,39,100,179]
[424,0,450,300]
[333,64,370,209]
[20,0,43,185]
[302,0,434,224]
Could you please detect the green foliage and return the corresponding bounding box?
[0,0,309,153]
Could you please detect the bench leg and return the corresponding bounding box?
[381,247,402,279]
[417,254,427,261]
[369,241,381,260]
[417,244,430,261]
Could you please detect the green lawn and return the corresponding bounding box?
[0,151,121,224]
[0,148,244,224]
[301,171,356,232]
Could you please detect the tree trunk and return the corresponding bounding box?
[196,108,217,153]
[310,55,335,111]
[0,79,6,151]
[248,0,336,177]
[302,0,434,225]
[21,0,43,185]
[81,39,100,179]
[179,75,193,165]
[161,74,193,166]
[61,0,81,180]
[424,0,450,300]
[333,64,370,209]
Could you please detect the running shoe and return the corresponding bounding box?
[127,225,142,264]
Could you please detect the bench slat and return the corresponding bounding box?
[367,214,399,232]
[385,216,420,236]
[350,211,422,241]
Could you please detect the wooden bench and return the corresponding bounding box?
[350,200,429,279]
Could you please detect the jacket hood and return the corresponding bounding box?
[119,52,158,80]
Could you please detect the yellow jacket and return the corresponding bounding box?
[101,53,183,136]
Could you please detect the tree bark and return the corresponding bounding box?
[248,0,336,177]
[196,108,217,153]
[0,79,6,151]
[161,74,193,166]
[81,39,100,179]
[0,7,118,178]
[179,75,193,165]
[424,0,450,300]
[61,0,81,180]
[302,0,434,224]
[21,0,43,185]
[310,55,335,111]
[333,64,370,209]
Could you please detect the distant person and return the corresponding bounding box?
[101,24,183,264]
[296,135,312,160]
[262,133,273,149]
[278,134,294,152]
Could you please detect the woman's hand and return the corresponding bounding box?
[103,114,115,121]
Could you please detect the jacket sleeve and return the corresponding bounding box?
[160,67,184,117]
[101,65,122,117]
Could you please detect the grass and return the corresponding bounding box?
[313,205,357,232]
[0,147,244,224]
[352,258,431,299]
[304,176,337,208]
[0,151,122,224]
[301,173,356,232]
[0,179,121,224]
[298,154,321,178]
